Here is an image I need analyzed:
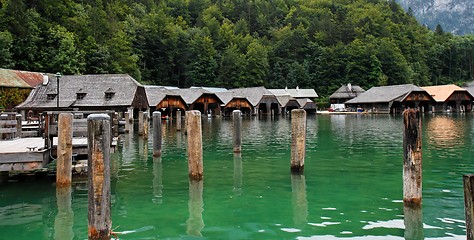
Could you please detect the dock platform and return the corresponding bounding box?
[0,137,48,171]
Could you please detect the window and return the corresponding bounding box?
[47,94,57,100]
[76,93,86,100]
[104,88,115,100]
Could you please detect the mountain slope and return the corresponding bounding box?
[396,0,474,35]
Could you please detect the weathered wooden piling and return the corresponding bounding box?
[187,180,204,237]
[403,108,422,207]
[124,112,130,133]
[176,110,182,131]
[153,111,162,156]
[87,114,111,240]
[404,205,423,240]
[138,111,144,136]
[464,174,474,239]
[56,113,73,187]
[186,110,203,181]
[54,186,74,240]
[291,109,306,173]
[144,112,150,139]
[15,114,22,138]
[233,110,242,153]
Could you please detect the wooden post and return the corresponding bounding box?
[186,110,203,181]
[176,110,182,131]
[124,112,130,133]
[233,110,242,153]
[464,174,474,239]
[138,111,144,136]
[56,113,73,187]
[54,186,74,240]
[15,114,22,138]
[403,108,422,207]
[153,111,162,156]
[291,109,306,173]
[143,112,149,139]
[87,114,111,240]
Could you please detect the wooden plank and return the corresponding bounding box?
[0,138,45,153]
[0,128,17,133]
[0,151,47,163]
[0,120,17,125]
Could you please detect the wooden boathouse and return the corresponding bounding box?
[345,84,435,114]
[329,83,366,104]
[145,86,187,118]
[15,74,149,119]
[231,87,281,115]
[421,84,473,112]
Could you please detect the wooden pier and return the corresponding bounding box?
[0,137,48,171]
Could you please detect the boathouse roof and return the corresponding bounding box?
[231,87,275,106]
[16,74,148,110]
[145,86,183,106]
[329,84,366,100]
[421,84,472,102]
[268,87,318,98]
[346,84,427,104]
[0,68,44,88]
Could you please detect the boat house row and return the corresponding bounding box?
[343,84,474,114]
[16,74,318,118]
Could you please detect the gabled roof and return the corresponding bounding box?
[0,68,45,88]
[421,84,469,102]
[145,86,183,106]
[268,88,318,98]
[464,81,474,97]
[346,84,426,104]
[231,87,274,106]
[329,84,365,99]
[16,74,144,109]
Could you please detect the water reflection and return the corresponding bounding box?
[186,180,204,237]
[427,116,465,149]
[404,206,423,240]
[54,186,74,240]
[291,174,308,227]
[152,157,163,204]
[233,153,243,195]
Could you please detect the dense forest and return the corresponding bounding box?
[0,0,473,101]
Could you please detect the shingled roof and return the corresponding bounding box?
[16,74,147,110]
[346,84,426,104]
[269,87,318,98]
[145,86,182,106]
[329,84,365,99]
[231,87,274,106]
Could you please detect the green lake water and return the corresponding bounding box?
[1,114,473,239]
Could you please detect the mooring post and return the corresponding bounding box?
[186,110,203,181]
[464,174,474,239]
[124,112,130,133]
[138,111,144,136]
[143,112,149,139]
[16,114,22,138]
[233,110,242,153]
[403,108,422,207]
[177,110,182,131]
[56,113,73,187]
[153,111,162,156]
[291,109,306,173]
[87,114,111,240]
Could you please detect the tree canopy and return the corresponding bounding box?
[1,0,473,99]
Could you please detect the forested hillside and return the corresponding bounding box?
[0,0,473,99]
